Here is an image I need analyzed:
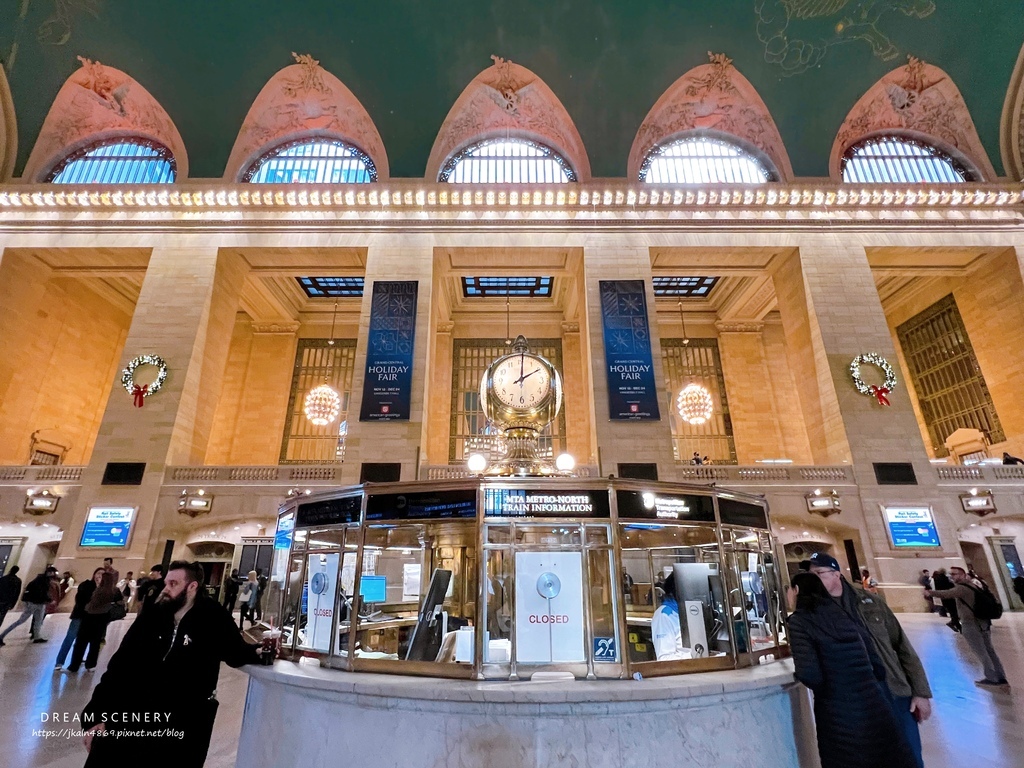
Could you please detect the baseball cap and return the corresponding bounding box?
[808,552,841,572]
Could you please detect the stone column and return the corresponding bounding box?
[54,248,249,577]
[424,320,454,466]
[583,247,675,478]
[772,242,958,594]
[0,250,55,462]
[559,320,595,465]
[714,321,785,464]
[340,247,433,484]
[230,322,300,464]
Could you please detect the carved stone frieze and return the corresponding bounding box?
[831,56,996,180]
[437,321,456,334]
[251,321,301,335]
[23,57,188,182]
[224,52,388,181]
[560,321,580,334]
[425,56,591,182]
[714,320,765,334]
[1000,41,1024,182]
[628,52,793,182]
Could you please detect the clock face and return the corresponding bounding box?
[492,353,552,409]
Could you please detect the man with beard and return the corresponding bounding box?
[80,560,259,766]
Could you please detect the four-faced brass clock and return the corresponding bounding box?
[480,335,563,475]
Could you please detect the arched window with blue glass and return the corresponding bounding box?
[439,138,577,183]
[639,132,778,184]
[46,138,177,184]
[243,138,377,184]
[841,135,978,183]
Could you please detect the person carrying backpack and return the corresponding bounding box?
[927,565,1007,687]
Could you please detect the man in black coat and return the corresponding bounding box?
[81,560,260,766]
[0,566,57,643]
[0,565,22,629]
[134,564,166,616]
[221,568,240,614]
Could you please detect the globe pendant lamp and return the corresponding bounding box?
[675,300,714,426]
[304,300,342,427]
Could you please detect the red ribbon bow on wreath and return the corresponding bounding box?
[132,384,148,408]
[869,385,891,407]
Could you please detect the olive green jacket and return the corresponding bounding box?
[839,580,932,699]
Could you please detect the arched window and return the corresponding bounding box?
[640,134,776,184]
[243,138,377,183]
[47,138,176,184]
[841,136,974,183]
[440,138,576,183]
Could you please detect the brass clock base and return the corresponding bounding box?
[483,428,555,476]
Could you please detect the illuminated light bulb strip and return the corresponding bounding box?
[0,184,1019,213]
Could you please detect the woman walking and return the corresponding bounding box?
[67,569,122,673]
[55,567,101,670]
[787,572,918,768]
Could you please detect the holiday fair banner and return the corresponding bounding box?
[359,281,418,421]
[599,280,661,420]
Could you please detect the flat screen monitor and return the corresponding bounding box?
[359,575,387,603]
[883,505,940,548]
[405,568,453,662]
[79,506,136,548]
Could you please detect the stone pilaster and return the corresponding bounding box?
[54,247,250,577]
[340,248,433,483]
[583,247,675,477]
[425,320,455,466]
[560,320,595,464]
[714,321,785,464]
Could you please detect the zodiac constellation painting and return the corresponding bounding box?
[5,0,101,73]
[755,0,936,76]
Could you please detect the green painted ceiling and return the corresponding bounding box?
[2,0,1022,179]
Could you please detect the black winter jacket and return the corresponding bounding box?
[22,574,52,604]
[0,572,21,607]
[788,598,918,768]
[70,580,97,620]
[82,595,259,766]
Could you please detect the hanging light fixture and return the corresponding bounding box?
[675,300,714,426]
[304,300,342,426]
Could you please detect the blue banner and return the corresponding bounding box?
[599,280,661,420]
[359,281,418,421]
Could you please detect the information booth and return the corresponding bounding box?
[268,477,788,680]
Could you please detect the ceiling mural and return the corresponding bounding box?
[755,0,936,76]
[0,0,1020,179]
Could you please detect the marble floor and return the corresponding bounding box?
[0,612,1021,767]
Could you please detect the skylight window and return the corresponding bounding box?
[441,139,575,183]
[640,136,775,184]
[841,136,972,183]
[462,277,553,298]
[47,139,176,184]
[653,277,720,298]
[297,277,366,298]
[245,139,376,183]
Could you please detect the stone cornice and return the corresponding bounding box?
[561,321,580,334]
[437,321,455,334]
[715,320,764,334]
[251,321,300,334]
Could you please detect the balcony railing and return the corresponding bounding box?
[0,465,85,483]
[168,465,341,484]
[935,464,1024,484]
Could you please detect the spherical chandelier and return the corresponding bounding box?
[304,383,341,426]
[304,299,342,427]
[677,383,714,425]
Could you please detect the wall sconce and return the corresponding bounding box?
[24,489,59,515]
[959,488,996,517]
[178,489,213,517]
[805,489,841,517]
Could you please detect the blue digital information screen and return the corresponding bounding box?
[274,513,295,550]
[884,506,941,548]
[359,575,387,603]
[79,507,135,548]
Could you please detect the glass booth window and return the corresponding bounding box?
[618,522,732,670]
[721,528,784,659]
[47,138,177,184]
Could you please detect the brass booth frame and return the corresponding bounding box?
[271,477,789,680]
